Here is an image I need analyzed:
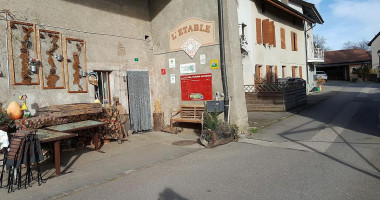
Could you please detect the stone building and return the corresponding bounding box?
[0,0,248,132]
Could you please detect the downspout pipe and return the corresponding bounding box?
[218,0,229,122]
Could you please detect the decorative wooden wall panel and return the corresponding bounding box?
[37,29,65,89]
[8,21,39,85]
[64,38,88,93]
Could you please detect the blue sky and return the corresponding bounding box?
[309,0,380,50]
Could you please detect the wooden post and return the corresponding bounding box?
[54,141,61,176]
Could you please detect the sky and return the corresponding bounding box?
[309,0,380,50]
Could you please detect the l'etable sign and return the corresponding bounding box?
[168,18,215,52]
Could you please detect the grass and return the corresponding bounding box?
[249,127,259,134]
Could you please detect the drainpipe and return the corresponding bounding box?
[218,0,229,122]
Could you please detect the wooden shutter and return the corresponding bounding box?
[262,19,270,45]
[291,31,295,51]
[256,18,262,44]
[282,66,286,78]
[255,65,261,84]
[281,28,285,49]
[294,32,298,51]
[274,66,278,83]
[292,66,296,77]
[266,65,271,83]
[269,21,276,47]
[299,66,302,79]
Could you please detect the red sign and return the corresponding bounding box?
[161,68,166,75]
[180,73,212,101]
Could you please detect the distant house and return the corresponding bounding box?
[237,0,324,91]
[368,31,380,71]
[316,49,371,81]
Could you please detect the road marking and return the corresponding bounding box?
[238,138,311,152]
[357,87,370,98]
[301,102,362,152]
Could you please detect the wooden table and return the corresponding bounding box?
[36,129,77,176]
[46,120,107,151]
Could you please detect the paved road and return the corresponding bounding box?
[60,82,380,200]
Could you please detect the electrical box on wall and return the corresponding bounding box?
[180,73,212,101]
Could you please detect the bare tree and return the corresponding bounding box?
[342,40,370,51]
[313,34,331,51]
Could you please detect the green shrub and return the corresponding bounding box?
[0,109,14,128]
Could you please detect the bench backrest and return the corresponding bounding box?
[180,105,205,119]
[38,103,103,117]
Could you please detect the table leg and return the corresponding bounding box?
[94,132,99,150]
[54,141,61,176]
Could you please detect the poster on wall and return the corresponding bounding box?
[200,54,206,65]
[180,63,196,74]
[180,73,212,101]
[210,59,219,69]
[170,74,176,84]
[169,58,176,68]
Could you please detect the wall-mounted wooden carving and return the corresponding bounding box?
[37,29,65,89]
[8,21,39,85]
[64,37,88,93]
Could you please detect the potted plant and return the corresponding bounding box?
[200,111,238,148]
[316,76,326,91]
[0,108,14,132]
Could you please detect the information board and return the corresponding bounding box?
[180,73,212,101]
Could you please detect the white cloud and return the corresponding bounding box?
[330,0,380,24]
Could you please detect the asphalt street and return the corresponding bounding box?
[60,82,380,200]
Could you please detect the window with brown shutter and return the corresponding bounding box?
[255,65,262,84]
[262,19,270,45]
[292,66,296,77]
[274,66,278,83]
[299,66,302,79]
[266,65,271,83]
[281,28,286,49]
[291,31,298,51]
[256,18,262,44]
[282,66,286,77]
[270,21,276,47]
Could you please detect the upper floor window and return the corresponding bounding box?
[256,18,276,47]
[280,28,286,49]
[291,31,298,51]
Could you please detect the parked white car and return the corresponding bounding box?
[316,71,328,81]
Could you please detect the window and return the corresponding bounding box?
[255,64,262,84]
[256,18,275,46]
[256,18,262,44]
[292,66,296,77]
[282,66,286,77]
[280,28,286,49]
[95,71,111,105]
[266,65,277,83]
[291,31,298,51]
[299,66,303,79]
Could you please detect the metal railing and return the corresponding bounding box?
[308,48,324,61]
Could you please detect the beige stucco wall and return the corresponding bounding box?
[238,0,307,85]
[370,35,380,69]
[0,0,152,115]
[0,0,248,131]
[150,0,248,131]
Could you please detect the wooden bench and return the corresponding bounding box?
[170,105,205,131]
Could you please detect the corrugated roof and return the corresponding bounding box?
[323,49,371,64]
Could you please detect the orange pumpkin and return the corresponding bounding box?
[7,101,22,120]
